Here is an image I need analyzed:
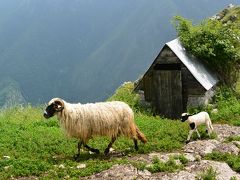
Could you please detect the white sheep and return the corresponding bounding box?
[181,111,214,143]
[43,98,147,159]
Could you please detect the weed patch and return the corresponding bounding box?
[146,157,183,173]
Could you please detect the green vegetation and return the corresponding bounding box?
[197,167,218,180]
[205,152,240,173]
[0,80,239,179]
[187,86,240,126]
[146,157,183,173]
[209,87,240,125]
[108,82,142,112]
[146,155,188,173]
[0,85,189,179]
[108,82,152,114]
[173,6,240,87]
[226,135,240,142]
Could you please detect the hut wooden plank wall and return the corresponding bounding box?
[136,39,219,119]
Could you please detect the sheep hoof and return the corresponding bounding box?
[185,140,190,144]
[94,149,100,154]
[73,154,80,161]
[104,148,110,155]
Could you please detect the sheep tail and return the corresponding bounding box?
[136,127,147,143]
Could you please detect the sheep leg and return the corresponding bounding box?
[186,130,194,143]
[195,129,201,139]
[206,122,213,137]
[74,141,82,160]
[104,137,116,155]
[83,144,100,154]
[134,139,138,151]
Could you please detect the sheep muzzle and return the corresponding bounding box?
[43,111,50,119]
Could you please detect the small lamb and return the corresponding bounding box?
[181,111,214,143]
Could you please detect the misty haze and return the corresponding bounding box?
[0,0,238,106]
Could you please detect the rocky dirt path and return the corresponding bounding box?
[84,124,240,180]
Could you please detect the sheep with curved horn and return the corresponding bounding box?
[43,98,147,159]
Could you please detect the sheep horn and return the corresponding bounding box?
[54,98,64,112]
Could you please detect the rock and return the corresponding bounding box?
[213,124,240,141]
[58,164,65,169]
[213,142,239,155]
[232,141,240,148]
[77,164,86,169]
[193,160,240,180]
[109,148,115,152]
[183,153,196,162]
[184,140,220,156]
[228,4,235,8]
[4,166,10,170]
[138,169,152,178]
[64,175,70,179]
[159,160,240,180]
[149,152,182,163]
[155,171,196,180]
[211,108,218,114]
[3,156,10,159]
[83,164,152,180]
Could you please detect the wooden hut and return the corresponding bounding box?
[135,39,219,119]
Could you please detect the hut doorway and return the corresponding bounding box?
[153,64,182,119]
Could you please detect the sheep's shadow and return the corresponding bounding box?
[52,148,137,162]
[73,152,127,162]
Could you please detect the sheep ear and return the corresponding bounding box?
[54,100,64,111]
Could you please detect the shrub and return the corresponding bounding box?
[173,15,240,88]
[146,157,183,173]
[210,87,240,125]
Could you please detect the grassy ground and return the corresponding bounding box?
[0,82,239,179]
[0,106,190,179]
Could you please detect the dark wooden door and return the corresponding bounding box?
[153,70,182,119]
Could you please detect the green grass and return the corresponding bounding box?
[226,135,240,142]
[0,106,189,179]
[0,82,239,179]
[146,157,183,173]
[210,88,240,126]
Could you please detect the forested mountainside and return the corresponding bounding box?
[0,0,238,106]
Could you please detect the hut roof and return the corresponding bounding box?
[166,38,218,90]
[136,38,219,91]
